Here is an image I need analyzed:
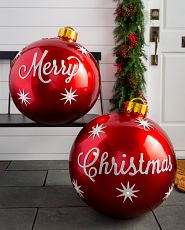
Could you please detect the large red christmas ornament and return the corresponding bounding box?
[69,98,176,218]
[9,27,100,124]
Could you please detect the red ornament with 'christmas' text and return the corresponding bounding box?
[69,98,176,218]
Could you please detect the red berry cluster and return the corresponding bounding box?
[128,32,138,49]
[115,7,122,17]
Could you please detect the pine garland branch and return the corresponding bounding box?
[110,0,146,110]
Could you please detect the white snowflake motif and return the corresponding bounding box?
[163,184,174,200]
[60,87,78,105]
[135,118,153,131]
[17,89,31,106]
[116,181,140,203]
[88,123,106,139]
[76,44,89,56]
[72,179,84,198]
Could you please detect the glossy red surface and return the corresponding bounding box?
[9,38,100,124]
[69,112,176,218]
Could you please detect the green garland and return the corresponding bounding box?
[110,0,147,110]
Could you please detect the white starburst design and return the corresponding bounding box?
[76,44,89,56]
[88,123,106,139]
[17,89,31,106]
[60,87,78,105]
[116,181,139,203]
[135,118,153,131]
[163,184,174,200]
[72,179,84,198]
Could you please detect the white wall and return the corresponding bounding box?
[0,0,116,160]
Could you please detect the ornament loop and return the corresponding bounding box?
[58,26,78,42]
[130,98,145,104]
[125,98,148,116]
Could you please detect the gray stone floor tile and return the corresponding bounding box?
[161,189,185,206]
[34,207,160,230]
[7,160,69,170]
[0,208,37,230]
[46,170,71,186]
[0,171,47,186]
[0,161,10,170]
[0,187,85,208]
[154,205,185,230]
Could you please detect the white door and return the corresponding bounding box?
[148,0,185,159]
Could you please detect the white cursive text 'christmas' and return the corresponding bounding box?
[77,147,173,182]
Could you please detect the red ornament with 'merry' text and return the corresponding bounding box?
[69,98,176,218]
[9,27,100,124]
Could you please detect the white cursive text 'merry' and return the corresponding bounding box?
[18,50,80,84]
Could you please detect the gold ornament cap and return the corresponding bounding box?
[125,98,148,116]
[58,27,78,42]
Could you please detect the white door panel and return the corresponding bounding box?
[148,0,185,158]
[164,0,185,29]
[161,32,185,52]
[162,54,185,122]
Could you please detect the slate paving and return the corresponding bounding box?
[34,207,160,230]
[154,205,185,230]
[7,160,68,170]
[0,187,85,208]
[0,160,184,230]
[0,171,47,186]
[160,189,185,206]
[46,170,71,186]
[0,161,10,170]
[0,208,37,230]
